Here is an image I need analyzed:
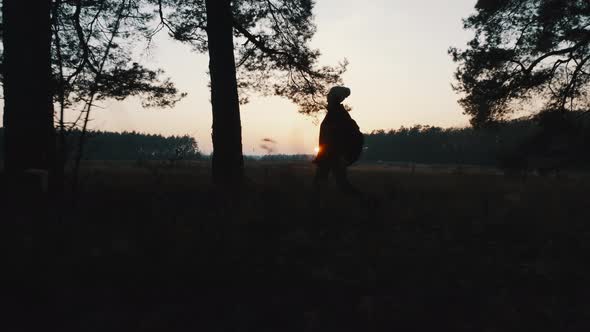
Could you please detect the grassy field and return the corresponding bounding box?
[4,160,590,331]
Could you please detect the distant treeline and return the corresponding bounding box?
[362,121,534,166]
[362,115,590,167]
[2,114,589,166]
[0,128,201,161]
[246,154,313,162]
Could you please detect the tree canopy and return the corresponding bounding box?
[1,1,186,116]
[156,0,347,115]
[50,0,186,113]
[450,0,590,127]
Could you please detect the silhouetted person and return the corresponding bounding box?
[313,86,364,196]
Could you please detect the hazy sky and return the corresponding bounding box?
[3,0,478,155]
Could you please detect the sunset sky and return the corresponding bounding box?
[2,0,478,155]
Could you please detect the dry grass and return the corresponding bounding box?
[5,161,590,330]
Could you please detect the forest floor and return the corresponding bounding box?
[3,160,590,331]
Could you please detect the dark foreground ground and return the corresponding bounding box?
[3,161,590,331]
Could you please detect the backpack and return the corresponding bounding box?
[345,118,364,165]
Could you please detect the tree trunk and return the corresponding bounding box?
[205,0,244,186]
[2,0,55,174]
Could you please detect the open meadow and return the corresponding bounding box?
[5,161,590,330]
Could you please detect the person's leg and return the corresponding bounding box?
[313,164,330,189]
[311,164,331,209]
[332,162,361,197]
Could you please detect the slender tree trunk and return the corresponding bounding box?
[2,0,55,175]
[53,0,67,195]
[205,0,244,186]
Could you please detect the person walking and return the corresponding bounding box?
[313,86,364,196]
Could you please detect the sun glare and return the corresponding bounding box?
[314,146,320,154]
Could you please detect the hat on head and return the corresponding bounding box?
[327,86,351,102]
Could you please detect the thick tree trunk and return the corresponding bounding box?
[205,0,244,186]
[2,0,55,175]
